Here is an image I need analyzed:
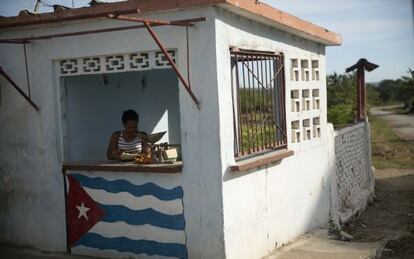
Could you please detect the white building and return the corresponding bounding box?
[0,1,373,259]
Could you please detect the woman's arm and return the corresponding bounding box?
[138,131,151,154]
[107,131,122,160]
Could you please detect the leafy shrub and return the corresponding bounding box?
[327,104,354,125]
[327,73,357,125]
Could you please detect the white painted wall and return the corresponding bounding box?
[214,8,334,259]
[0,7,225,258]
[63,70,180,161]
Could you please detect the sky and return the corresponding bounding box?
[0,0,413,82]
[263,0,414,82]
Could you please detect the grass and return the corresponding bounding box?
[370,115,414,169]
[239,123,280,153]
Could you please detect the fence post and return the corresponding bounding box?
[345,59,378,121]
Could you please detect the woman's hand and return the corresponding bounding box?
[111,149,122,155]
[120,152,137,161]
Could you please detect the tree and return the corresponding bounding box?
[377,79,395,104]
[397,68,414,111]
[327,68,414,127]
[327,72,357,125]
[367,83,381,106]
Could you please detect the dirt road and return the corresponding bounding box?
[370,106,414,141]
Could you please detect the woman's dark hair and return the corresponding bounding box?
[122,109,139,124]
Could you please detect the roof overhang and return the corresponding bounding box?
[0,0,342,46]
[218,0,342,46]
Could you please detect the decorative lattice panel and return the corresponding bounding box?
[83,57,101,73]
[289,57,322,143]
[60,59,78,74]
[290,58,320,82]
[129,53,150,69]
[58,50,176,76]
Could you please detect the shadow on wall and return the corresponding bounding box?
[62,69,180,161]
[222,159,282,181]
[217,8,324,57]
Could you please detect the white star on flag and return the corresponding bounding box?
[76,202,90,220]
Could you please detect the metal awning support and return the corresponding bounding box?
[346,58,379,121]
[0,25,150,44]
[0,14,206,110]
[108,14,203,109]
[0,66,40,112]
[107,14,204,27]
[143,21,200,109]
[0,17,207,44]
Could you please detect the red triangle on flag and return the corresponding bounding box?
[67,175,105,246]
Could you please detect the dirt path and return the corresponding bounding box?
[342,106,414,258]
[370,106,414,141]
[343,169,414,258]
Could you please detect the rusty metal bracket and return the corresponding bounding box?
[0,17,206,44]
[108,14,204,109]
[23,42,31,98]
[107,14,205,27]
[0,66,40,112]
[143,21,200,109]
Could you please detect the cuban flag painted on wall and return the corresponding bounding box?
[65,174,187,259]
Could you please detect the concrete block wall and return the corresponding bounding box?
[333,121,374,223]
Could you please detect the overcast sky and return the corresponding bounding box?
[0,0,413,82]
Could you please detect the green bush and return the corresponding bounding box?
[326,73,357,125]
[327,104,354,125]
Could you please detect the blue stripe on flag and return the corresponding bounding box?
[99,204,185,230]
[71,174,183,201]
[75,232,188,259]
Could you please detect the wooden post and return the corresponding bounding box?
[356,66,364,120]
[346,59,378,121]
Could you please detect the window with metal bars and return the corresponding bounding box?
[230,48,287,158]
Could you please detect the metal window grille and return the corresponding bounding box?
[230,48,287,158]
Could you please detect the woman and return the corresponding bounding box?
[107,109,148,160]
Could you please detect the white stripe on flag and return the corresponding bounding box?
[72,245,178,259]
[84,187,183,215]
[88,221,186,245]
